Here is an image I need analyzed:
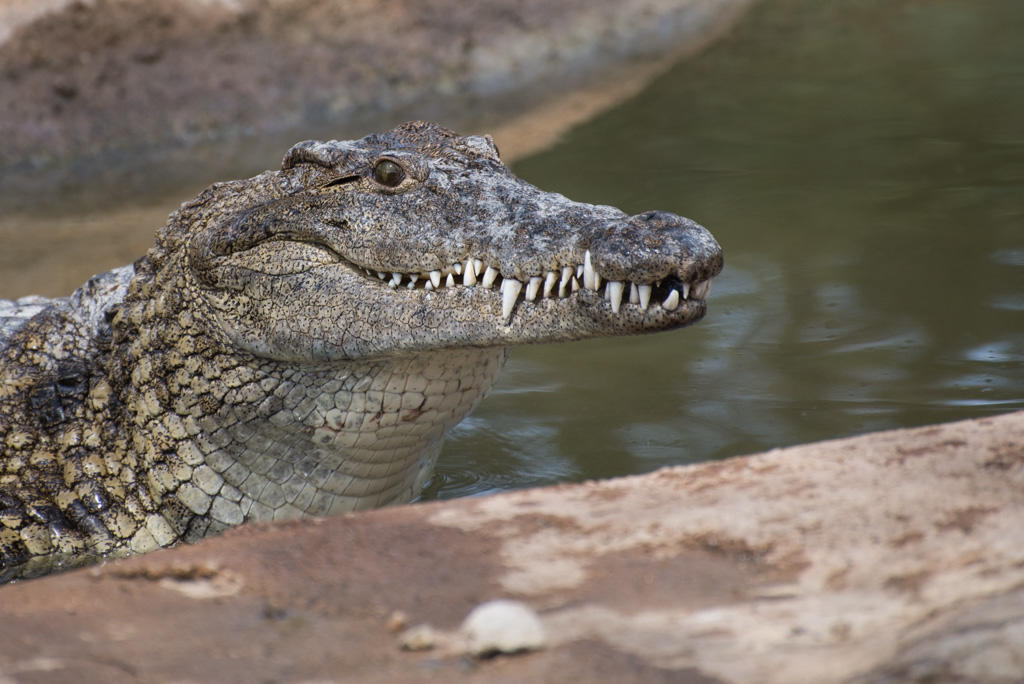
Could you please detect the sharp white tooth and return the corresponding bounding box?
[424,281,434,291]
[463,259,478,286]
[571,276,580,292]
[391,272,403,286]
[662,289,680,311]
[607,281,624,313]
[682,282,691,300]
[377,271,386,280]
[576,264,584,279]
[583,250,596,290]
[638,284,652,310]
[482,266,499,288]
[446,273,456,288]
[525,276,542,301]
[629,283,639,305]
[501,278,522,320]
[543,271,558,297]
[388,280,398,289]
[464,258,476,277]
[453,262,463,275]
[559,266,573,295]
[473,259,484,276]
[429,270,441,288]
[693,280,711,299]
[408,274,418,289]
[594,273,602,289]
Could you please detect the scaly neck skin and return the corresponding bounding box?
[111,260,506,554]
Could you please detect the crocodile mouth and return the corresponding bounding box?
[356,249,713,323]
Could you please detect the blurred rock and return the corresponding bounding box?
[0,0,753,199]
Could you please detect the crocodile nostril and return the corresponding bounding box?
[633,210,686,227]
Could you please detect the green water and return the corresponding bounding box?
[424,0,1024,499]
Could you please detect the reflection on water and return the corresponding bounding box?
[425,0,1024,500]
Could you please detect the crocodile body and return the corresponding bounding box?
[0,122,722,581]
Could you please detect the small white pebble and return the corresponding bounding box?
[398,624,436,651]
[460,599,546,657]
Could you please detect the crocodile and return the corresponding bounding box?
[0,121,722,581]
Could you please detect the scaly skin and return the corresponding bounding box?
[0,121,722,581]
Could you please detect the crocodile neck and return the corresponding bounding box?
[110,270,506,550]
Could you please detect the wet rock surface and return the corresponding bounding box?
[0,411,1021,682]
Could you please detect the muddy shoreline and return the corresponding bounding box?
[0,0,752,206]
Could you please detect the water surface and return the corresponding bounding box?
[425,0,1024,499]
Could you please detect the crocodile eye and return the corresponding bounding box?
[372,159,405,187]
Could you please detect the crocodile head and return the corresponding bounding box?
[182,121,723,362]
[0,121,726,581]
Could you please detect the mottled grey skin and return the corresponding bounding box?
[0,122,722,581]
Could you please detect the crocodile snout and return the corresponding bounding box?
[585,209,722,290]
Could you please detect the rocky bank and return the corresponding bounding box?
[0,412,1021,682]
